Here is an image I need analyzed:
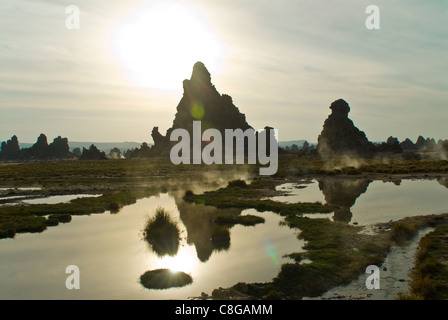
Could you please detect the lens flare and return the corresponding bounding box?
[263,239,279,266]
[191,102,205,120]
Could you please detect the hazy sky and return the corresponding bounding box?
[1,0,447,144]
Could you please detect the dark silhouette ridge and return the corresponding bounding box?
[281,140,318,157]
[400,138,417,151]
[0,135,20,160]
[72,147,82,157]
[376,136,402,154]
[23,133,49,159]
[127,142,152,158]
[393,136,448,160]
[48,136,72,158]
[78,144,107,160]
[0,134,73,160]
[317,99,377,158]
[415,136,437,151]
[396,137,448,160]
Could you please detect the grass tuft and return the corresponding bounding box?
[143,207,181,257]
[140,269,192,289]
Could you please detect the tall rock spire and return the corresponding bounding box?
[150,62,252,156]
[190,61,211,85]
[317,99,376,158]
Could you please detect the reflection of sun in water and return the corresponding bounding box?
[110,1,225,90]
[154,245,198,274]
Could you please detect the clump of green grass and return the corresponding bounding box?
[283,252,303,263]
[263,288,283,300]
[401,222,448,299]
[140,269,192,289]
[45,216,59,227]
[0,212,48,238]
[211,224,230,241]
[270,216,391,298]
[0,228,15,238]
[48,214,72,223]
[185,190,334,217]
[391,221,418,244]
[227,179,248,188]
[0,188,158,239]
[143,207,181,257]
[341,167,362,175]
[407,275,439,300]
[397,293,424,300]
[214,213,264,226]
[108,202,121,214]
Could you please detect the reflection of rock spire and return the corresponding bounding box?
[318,178,372,223]
[171,190,241,262]
[437,177,448,189]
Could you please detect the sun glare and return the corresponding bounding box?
[154,245,198,274]
[110,1,224,90]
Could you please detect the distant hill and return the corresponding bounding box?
[19,142,144,153]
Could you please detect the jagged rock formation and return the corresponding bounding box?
[0,134,72,160]
[48,136,71,158]
[281,140,318,157]
[23,134,49,159]
[400,138,417,151]
[0,135,20,160]
[415,136,437,151]
[26,135,72,159]
[128,142,152,158]
[78,144,107,160]
[377,136,402,153]
[317,99,376,158]
[387,137,399,145]
[72,147,82,157]
[397,137,448,160]
[149,62,252,157]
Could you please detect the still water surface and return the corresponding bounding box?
[275,178,448,225]
[0,178,447,299]
[0,192,302,299]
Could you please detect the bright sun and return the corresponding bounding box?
[155,245,198,274]
[110,1,224,90]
